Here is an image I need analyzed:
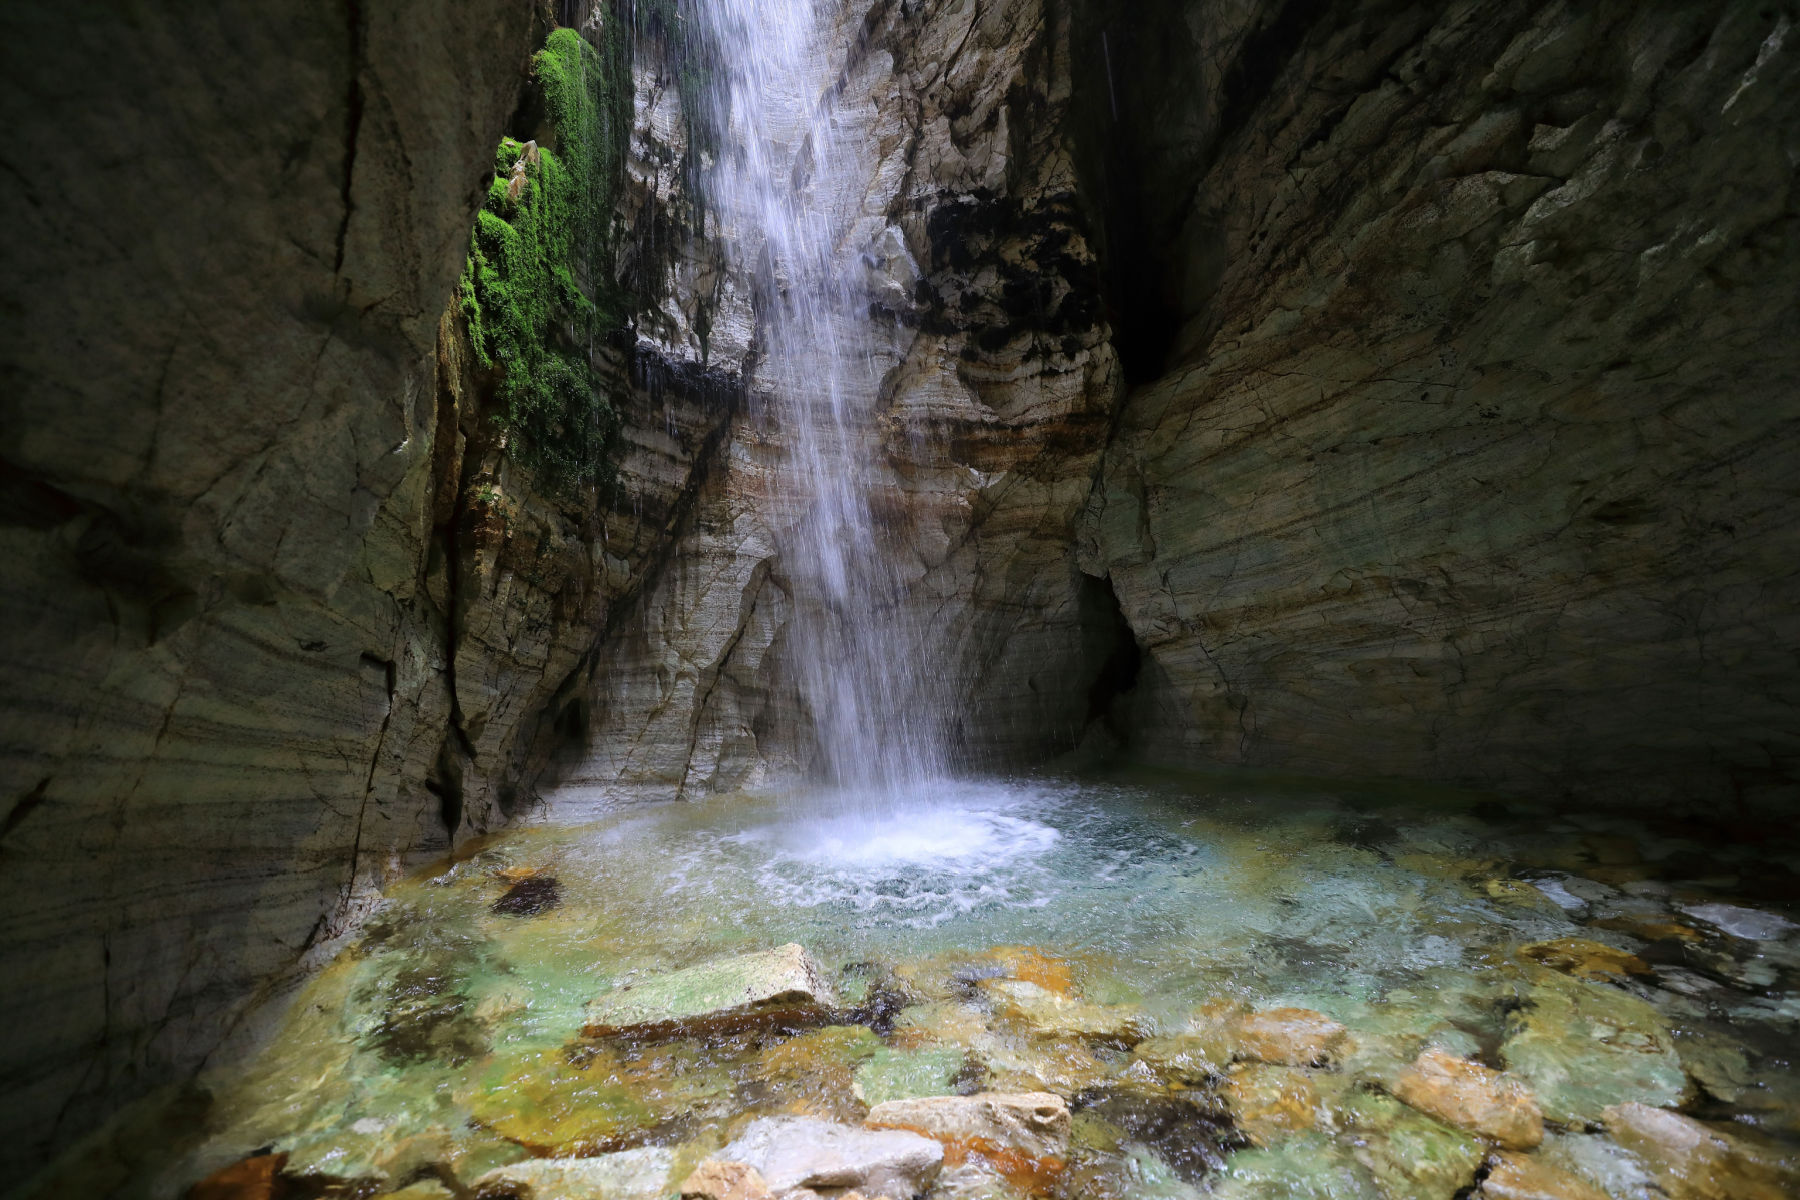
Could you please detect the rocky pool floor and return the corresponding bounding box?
[58,770,1800,1199]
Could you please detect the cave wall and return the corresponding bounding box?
[1075,0,1800,812]
[0,0,551,1178]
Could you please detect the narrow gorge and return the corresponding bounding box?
[1,1,1797,1198]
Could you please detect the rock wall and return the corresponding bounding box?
[0,1,660,1179]
[1076,0,1800,812]
[556,0,1127,805]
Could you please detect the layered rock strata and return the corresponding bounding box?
[1077,0,1800,812]
[559,0,1126,803]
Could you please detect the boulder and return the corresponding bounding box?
[1475,1151,1608,1200]
[584,944,838,1038]
[1392,1047,1544,1150]
[471,1148,675,1200]
[712,1117,943,1199]
[865,1093,1070,1171]
[1603,1102,1800,1200]
[1231,1008,1346,1067]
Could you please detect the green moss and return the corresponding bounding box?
[458,19,632,497]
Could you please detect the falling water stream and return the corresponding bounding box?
[696,0,945,792]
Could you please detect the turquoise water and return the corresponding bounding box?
[53,769,1800,1198]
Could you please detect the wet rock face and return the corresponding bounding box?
[0,0,537,1179]
[560,0,1125,802]
[1077,0,1800,811]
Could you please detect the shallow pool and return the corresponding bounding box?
[102,769,1800,1198]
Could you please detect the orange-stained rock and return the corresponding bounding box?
[1476,1151,1608,1200]
[866,1092,1069,1190]
[1232,1008,1346,1066]
[1221,1063,1325,1145]
[1393,1047,1543,1149]
[1604,1102,1800,1200]
[1593,913,1703,943]
[187,1153,287,1200]
[1518,937,1650,980]
[680,1159,773,1200]
[989,946,1074,995]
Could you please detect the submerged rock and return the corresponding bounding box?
[1231,1008,1347,1067]
[1603,1102,1800,1200]
[680,1160,774,1200]
[1340,1089,1485,1200]
[979,979,1146,1047]
[1518,937,1650,981]
[492,876,562,917]
[1500,970,1688,1125]
[712,1117,943,1199]
[1475,1151,1609,1200]
[1391,1047,1544,1150]
[854,1046,967,1106]
[1208,1131,1380,1200]
[471,1147,675,1199]
[864,1092,1071,1169]
[1677,902,1797,942]
[1220,1063,1331,1146]
[584,944,838,1038]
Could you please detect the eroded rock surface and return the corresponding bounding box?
[1077,0,1800,812]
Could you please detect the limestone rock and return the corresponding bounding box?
[1392,1047,1543,1150]
[1500,971,1688,1125]
[680,1160,773,1200]
[712,1118,943,1200]
[853,1046,967,1106]
[1231,1008,1346,1067]
[1078,0,1800,815]
[1476,1151,1608,1200]
[1220,1063,1329,1146]
[865,1093,1070,1168]
[584,944,837,1038]
[1340,1090,1485,1200]
[1677,903,1797,942]
[1517,938,1650,981]
[1603,1102,1800,1200]
[471,1149,675,1200]
[978,979,1146,1047]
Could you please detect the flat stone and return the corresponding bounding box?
[1518,937,1650,980]
[1677,902,1797,942]
[584,944,838,1038]
[865,1092,1070,1171]
[1476,1151,1608,1200]
[979,979,1146,1046]
[680,1160,773,1200]
[1500,970,1688,1125]
[854,1046,967,1106]
[1392,1047,1544,1150]
[714,1117,943,1199]
[1603,1102,1800,1200]
[471,1148,675,1200]
[1232,1007,1346,1067]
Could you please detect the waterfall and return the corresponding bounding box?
[694,0,945,794]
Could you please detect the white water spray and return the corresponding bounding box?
[694,0,946,794]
